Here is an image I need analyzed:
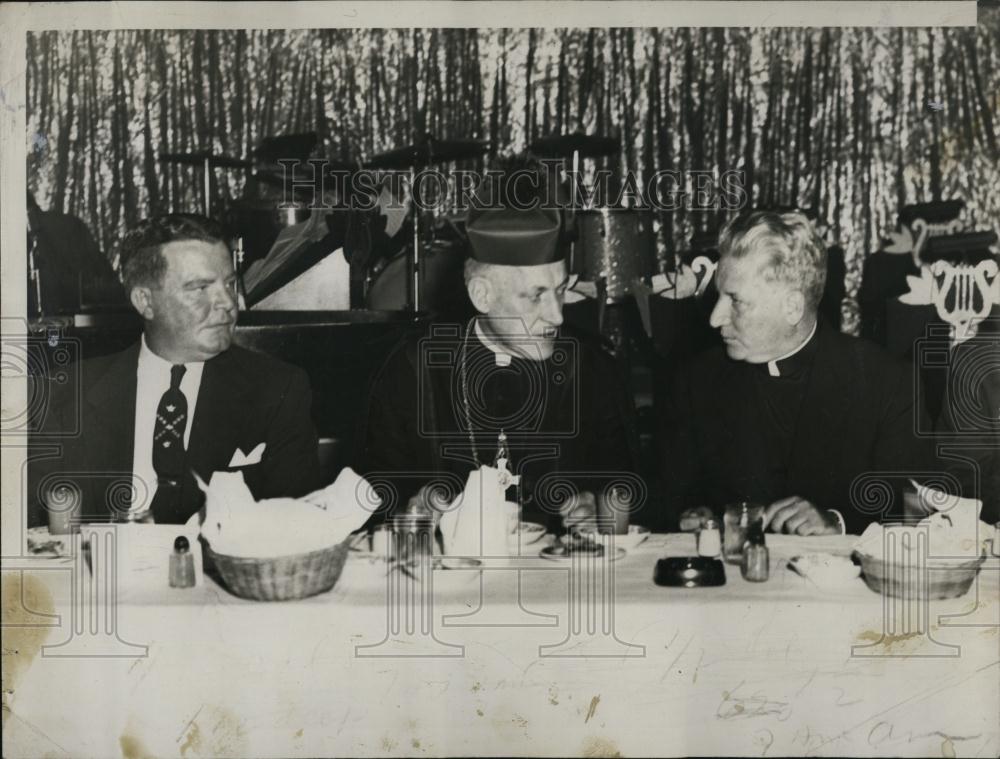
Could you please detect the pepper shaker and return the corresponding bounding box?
[169,535,196,588]
[391,498,435,567]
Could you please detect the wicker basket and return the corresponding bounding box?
[854,551,985,600]
[204,539,351,601]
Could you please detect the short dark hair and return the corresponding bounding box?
[120,214,226,291]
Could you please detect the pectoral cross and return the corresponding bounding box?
[494,430,520,491]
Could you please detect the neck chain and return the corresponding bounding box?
[461,318,526,494]
[459,316,482,467]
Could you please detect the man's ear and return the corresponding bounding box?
[782,289,806,325]
[129,286,155,320]
[467,276,493,314]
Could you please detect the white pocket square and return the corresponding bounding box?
[229,442,266,467]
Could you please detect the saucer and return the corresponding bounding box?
[436,556,483,570]
[539,541,626,562]
[575,524,650,551]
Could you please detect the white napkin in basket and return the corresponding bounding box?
[198,468,378,558]
[854,486,987,560]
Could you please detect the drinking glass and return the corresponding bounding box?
[391,500,435,567]
[596,486,631,535]
[723,502,764,564]
[45,484,80,535]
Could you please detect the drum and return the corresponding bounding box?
[574,209,656,302]
[225,199,312,268]
[366,243,469,317]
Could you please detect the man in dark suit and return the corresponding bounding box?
[29,214,321,526]
[657,210,933,535]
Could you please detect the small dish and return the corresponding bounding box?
[575,524,650,551]
[436,556,483,570]
[539,536,626,562]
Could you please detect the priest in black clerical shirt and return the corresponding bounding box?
[357,199,640,531]
[657,210,933,535]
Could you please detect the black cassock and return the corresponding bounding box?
[656,321,935,534]
[936,325,1000,525]
[357,323,641,530]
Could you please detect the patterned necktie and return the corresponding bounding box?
[150,364,187,518]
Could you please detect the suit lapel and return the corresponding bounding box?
[85,343,140,515]
[787,325,854,497]
[181,349,253,515]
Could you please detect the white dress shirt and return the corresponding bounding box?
[130,336,205,512]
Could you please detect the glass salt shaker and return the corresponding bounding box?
[740,522,769,582]
[168,535,196,588]
[697,518,722,557]
[391,498,435,567]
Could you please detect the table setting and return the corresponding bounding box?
[8,465,1000,758]
[22,463,1000,608]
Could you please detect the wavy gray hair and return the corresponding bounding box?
[718,210,827,311]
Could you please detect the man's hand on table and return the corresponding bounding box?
[764,496,842,536]
[559,491,597,530]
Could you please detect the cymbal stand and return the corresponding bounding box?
[570,148,581,273]
[203,156,212,216]
[28,231,43,316]
[233,237,247,310]
[410,164,421,311]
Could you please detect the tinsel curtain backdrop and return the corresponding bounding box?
[25,21,1000,330]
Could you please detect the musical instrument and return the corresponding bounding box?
[159,150,255,216]
[365,134,489,170]
[252,158,358,193]
[574,209,656,303]
[224,198,314,269]
[253,132,319,162]
[363,134,488,312]
[158,151,254,169]
[366,242,468,316]
[528,132,620,159]
[525,132,622,274]
[224,136,358,271]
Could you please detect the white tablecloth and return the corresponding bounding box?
[4,532,998,757]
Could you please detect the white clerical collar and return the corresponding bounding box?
[766,320,818,377]
[474,320,513,367]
